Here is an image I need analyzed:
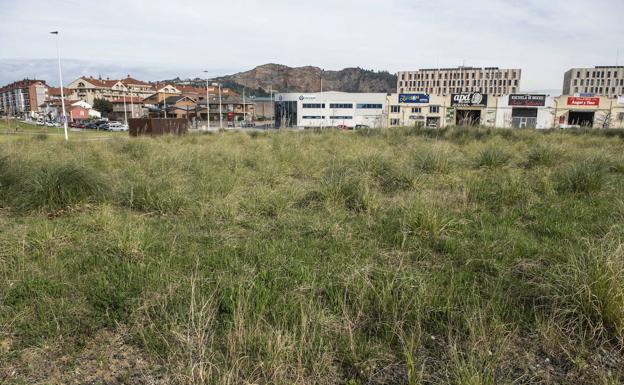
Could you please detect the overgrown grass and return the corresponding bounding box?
[1,128,624,384]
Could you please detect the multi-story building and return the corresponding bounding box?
[397,67,522,97]
[0,79,49,117]
[274,92,387,128]
[65,75,156,104]
[562,66,624,98]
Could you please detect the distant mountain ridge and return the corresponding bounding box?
[160,64,397,96]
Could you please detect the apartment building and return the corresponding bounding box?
[0,79,49,116]
[397,67,522,97]
[562,66,624,98]
[65,75,156,104]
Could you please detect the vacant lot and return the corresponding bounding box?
[1,127,624,384]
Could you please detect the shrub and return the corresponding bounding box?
[360,155,412,193]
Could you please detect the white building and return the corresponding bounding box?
[494,94,555,129]
[274,92,387,128]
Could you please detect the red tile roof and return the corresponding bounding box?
[48,87,72,96]
[120,75,150,86]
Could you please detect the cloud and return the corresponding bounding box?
[1,0,622,91]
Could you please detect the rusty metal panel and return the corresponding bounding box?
[129,118,188,137]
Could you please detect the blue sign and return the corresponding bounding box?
[399,93,429,104]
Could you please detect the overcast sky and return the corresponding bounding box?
[1,0,622,93]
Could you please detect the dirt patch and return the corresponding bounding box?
[1,328,168,385]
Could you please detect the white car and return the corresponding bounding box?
[45,121,55,127]
[37,120,45,126]
[107,122,128,132]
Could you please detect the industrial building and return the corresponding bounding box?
[494,94,555,129]
[274,92,387,128]
[562,66,624,98]
[553,95,624,129]
[397,67,521,97]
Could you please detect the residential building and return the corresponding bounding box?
[65,75,156,104]
[397,67,522,97]
[274,92,387,128]
[196,94,255,127]
[562,66,624,98]
[110,96,145,121]
[0,79,49,117]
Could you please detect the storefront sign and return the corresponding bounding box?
[509,94,546,107]
[451,92,488,107]
[567,97,600,106]
[227,112,234,121]
[399,93,429,104]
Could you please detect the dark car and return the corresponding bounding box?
[85,121,98,129]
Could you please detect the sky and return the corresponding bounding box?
[1,0,623,94]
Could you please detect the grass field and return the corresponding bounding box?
[1,126,624,384]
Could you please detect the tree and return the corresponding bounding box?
[93,98,113,117]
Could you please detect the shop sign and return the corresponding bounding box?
[451,92,488,107]
[508,94,546,107]
[399,93,429,104]
[567,97,600,106]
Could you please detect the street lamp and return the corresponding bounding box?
[203,70,211,130]
[50,31,68,141]
[212,82,223,129]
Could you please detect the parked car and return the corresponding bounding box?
[355,124,370,129]
[96,121,110,130]
[337,124,349,130]
[45,121,55,127]
[107,122,128,132]
[36,120,45,126]
[85,121,98,129]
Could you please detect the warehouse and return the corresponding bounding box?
[449,92,492,126]
[274,92,387,129]
[494,94,554,129]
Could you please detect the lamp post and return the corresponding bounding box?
[50,31,68,141]
[203,70,211,130]
[123,92,128,126]
[212,82,223,129]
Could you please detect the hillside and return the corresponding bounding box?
[162,64,397,96]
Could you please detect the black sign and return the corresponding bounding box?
[508,94,546,107]
[450,92,488,107]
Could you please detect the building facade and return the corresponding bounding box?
[66,75,156,104]
[397,67,521,97]
[274,92,387,128]
[0,79,49,117]
[562,66,624,98]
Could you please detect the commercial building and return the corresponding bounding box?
[397,67,521,97]
[274,92,387,128]
[562,66,624,98]
[553,95,624,129]
[0,79,49,117]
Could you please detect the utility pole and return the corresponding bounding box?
[50,31,68,141]
[123,92,128,126]
[203,70,211,130]
[242,87,246,123]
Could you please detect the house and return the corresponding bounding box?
[66,75,156,104]
[110,96,145,121]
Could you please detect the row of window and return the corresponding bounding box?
[391,106,440,113]
[399,87,517,95]
[401,71,518,81]
[573,78,624,87]
[575,70,623,79]
[572,86,624,95]
[399,79,518,88]
[303,103,383,109]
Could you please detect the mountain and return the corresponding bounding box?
[160,64,397,96]
[216,64,396,95]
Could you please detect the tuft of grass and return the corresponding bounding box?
[413,147,450,173]
[359,154,412,193]
[15,161,104,211]
[525,145,558,168]
[554,159,606,194]
[474,146,511,168]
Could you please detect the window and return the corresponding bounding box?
[390,106,400,113]
[429,105,440,113]
[330,116,352,120]
[302,103,325,108]
[411,107,421,113]
[329,103,353,109]
[356,104,383,109]
[302,116,324,119]
[390,119,400,126]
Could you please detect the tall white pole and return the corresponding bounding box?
[242,87,246,123]
[51,31,68,141]
[270,86,273,127]
[320,69,323,129]
[218,84,223,129]
[130,90,135,119]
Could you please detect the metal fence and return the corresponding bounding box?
[129,118,188,137]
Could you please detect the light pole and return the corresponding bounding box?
[123,92,128,126]
[203,71,211,130]
[50,31,68,141]
[212,83,223,129]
